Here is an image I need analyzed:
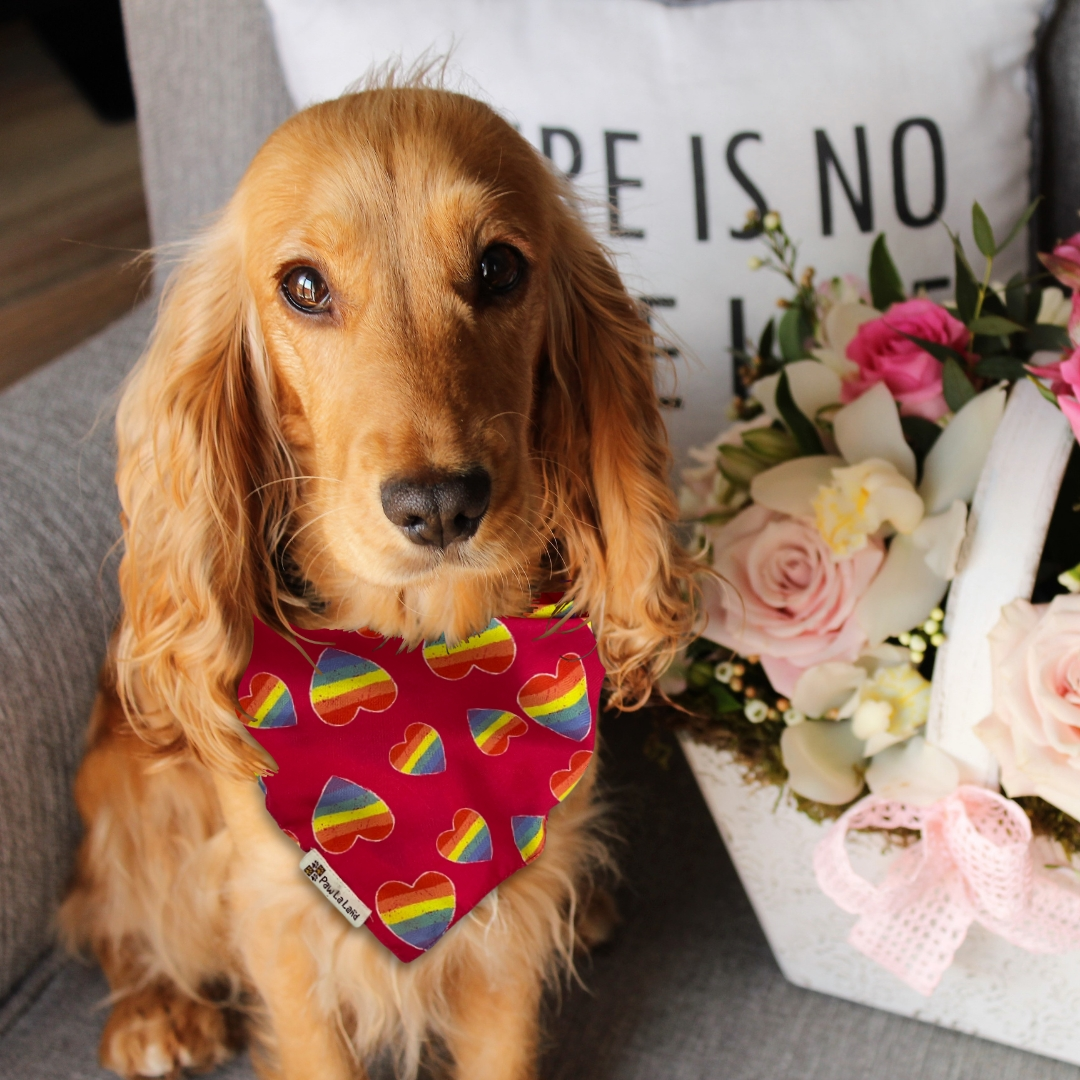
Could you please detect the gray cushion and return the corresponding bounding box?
[120,0,293,253]
[0,303,155,1005]
[0,710,1075,1079]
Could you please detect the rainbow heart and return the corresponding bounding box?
[238,672,296,729]
[511,815,547,865]
[467,708,527,756]
[550,750,593,802]
[310,648,397,725]
[423,619,516,680]
[389,723,446,775]
[517,655,592,742]
[376,872,456,951]
[312,776,394,852]
[436,809,492,864]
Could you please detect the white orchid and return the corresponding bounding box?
[748,374,1006,646]
[782,643,953,804]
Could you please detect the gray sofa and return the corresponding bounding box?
[3,1,1080,1077]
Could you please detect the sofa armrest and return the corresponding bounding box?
[0,302,154,1005]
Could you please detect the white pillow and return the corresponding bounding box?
[264,0,1045,463]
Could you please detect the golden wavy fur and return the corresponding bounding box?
[60,86,697,1080]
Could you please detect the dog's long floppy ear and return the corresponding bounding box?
[114,217,299,777]
[538,211,700,709]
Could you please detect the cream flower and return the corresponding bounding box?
[811,301,879,379]
[846,661,931,754]
[1037,286,1071,327]
[864,735,960,805]
[812,458,924,559]
[780,719,866,804]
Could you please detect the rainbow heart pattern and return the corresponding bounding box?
[550,750,593,802]
[312,776,394,852]
[310,648,397,725]
[517,655,592,741]
[376,872,456,951]
[389,723,446,775]
[238,672,296,729]
[467,708,528,756]
[511,815,547,864]
[436,809,492,864]
[423,619,516,679]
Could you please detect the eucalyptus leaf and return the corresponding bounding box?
[1023,324,1071,352]
[1005,271,1027,325]
[955,246,979,324]
[942,356,977,412]
[996,196,1041,255]
[869,233,906,311]
[969,314,1024,336]
[778,305,810,362]
[1028,373,1061,406]
[775,369,825,455]
[974,356,1027,381]
[972,202,996,258]
[899,332,968,366]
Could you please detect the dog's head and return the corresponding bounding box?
[116,88,698,773]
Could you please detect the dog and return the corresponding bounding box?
[59,84,697,1080]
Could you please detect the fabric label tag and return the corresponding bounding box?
[299,849,371,928]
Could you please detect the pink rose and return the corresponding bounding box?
[976,595,1080,821]
[1039,231,1080,291]
[702,503,884,696]
[843,298,971,420]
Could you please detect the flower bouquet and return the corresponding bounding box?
[669,204,1080,1060]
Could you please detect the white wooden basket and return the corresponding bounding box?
[680,379,1080,1064]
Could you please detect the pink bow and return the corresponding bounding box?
[813,785,1080,995]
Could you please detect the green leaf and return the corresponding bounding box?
[954,245,980,324]
[1023,324,1071,353]
[1005,272,1027,325]
[969,315,1024,336]
[899,414,942,482]
[974,356,1027,381]
[899,331,969,366]
[775,369,825,455]
[758,318,776,363]
[869,234,906,311]
[1028,373,1061,406]
[899,414,942,458]
[972,202,997,258]
[711,683,743,714]
[942,356,977,412]
[996,196,1041,256]
[778,305,809,362]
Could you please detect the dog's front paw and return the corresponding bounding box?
[100,979,237,1078]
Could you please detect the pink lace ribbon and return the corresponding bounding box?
[813,785,1080,995]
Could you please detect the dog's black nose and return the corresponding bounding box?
[380,467,492,549]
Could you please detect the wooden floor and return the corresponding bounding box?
[0,20,151,390]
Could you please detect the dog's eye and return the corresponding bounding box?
[281,266,331,313]
[477,244,525,298]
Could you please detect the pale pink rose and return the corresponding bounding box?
[702,503,884,695]
[975,595,1080,821]
[1039,231,1080,292]
[843,298,971,420]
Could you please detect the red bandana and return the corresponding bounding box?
[237,609,602,962]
